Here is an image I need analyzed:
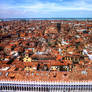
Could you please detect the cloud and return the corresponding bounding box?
[0,0,92,18]
[16,1,92,12]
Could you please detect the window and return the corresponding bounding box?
[62,57,65,60]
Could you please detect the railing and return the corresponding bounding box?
[0,81,92,91]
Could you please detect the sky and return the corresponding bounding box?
[0,0,92,18]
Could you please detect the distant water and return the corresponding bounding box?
[0,18,92,21]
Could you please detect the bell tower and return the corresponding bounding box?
[57,23,61,33]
